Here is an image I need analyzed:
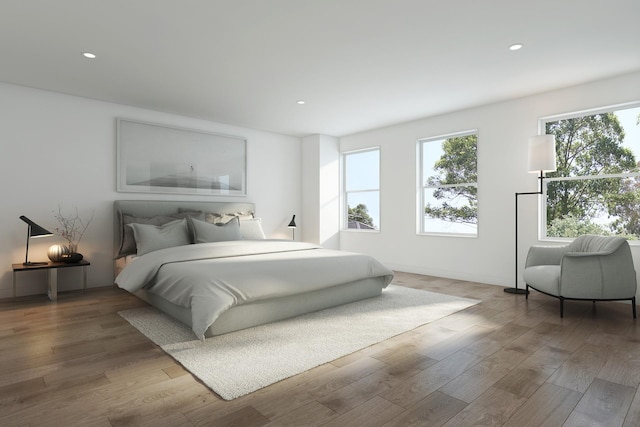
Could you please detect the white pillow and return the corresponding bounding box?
[188,217,242,243]
[240,218,266,240]
[128,219,190,256]
[205,211,254,224]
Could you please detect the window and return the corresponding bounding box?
[343,148,380,231]
[419,130,478,236]
[543,103,640,240]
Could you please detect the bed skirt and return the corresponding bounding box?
[135,276,387,337]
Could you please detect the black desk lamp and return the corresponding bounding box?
[20,215,53,265]
[504,134,556,294]
[288,215,297,240]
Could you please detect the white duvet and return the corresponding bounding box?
[115,240,394,339]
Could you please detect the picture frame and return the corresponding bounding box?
[117,119,247,196]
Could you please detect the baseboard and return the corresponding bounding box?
[383,262,510,288]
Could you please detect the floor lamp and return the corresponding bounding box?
[504,134,556,294]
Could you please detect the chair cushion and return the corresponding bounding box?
[567,234,626,254]
[523,265,561,295]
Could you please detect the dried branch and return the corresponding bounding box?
[53,204,94,251]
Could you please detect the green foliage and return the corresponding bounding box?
[546,214,610,238]
[348,203,375,227]
[547,214,638,240]
[545,113,639,237]
[424,202,477,225]
[608,175,640,236]
[426,135,478,186]
[424,135,478,224]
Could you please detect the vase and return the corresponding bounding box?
[48,244,70,262]
[61,252,83,263]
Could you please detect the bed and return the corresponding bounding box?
[113,200,394,339]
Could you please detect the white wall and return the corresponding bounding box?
[340,71,640,289]
[301,134,340,249]
[0,82,301,298]
[4,71,639,299]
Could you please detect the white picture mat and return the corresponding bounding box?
[117,119,247,196]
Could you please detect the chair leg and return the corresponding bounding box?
[559,297,564,318]
[525,284,529,300]
[633,297,637,319]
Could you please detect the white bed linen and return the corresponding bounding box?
[115,240,394,339]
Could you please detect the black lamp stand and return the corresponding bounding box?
[504,171,546,294]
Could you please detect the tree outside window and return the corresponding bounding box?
[419,131,478,236]
[544,104,640,240]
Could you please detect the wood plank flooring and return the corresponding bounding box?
[1,271,639,426]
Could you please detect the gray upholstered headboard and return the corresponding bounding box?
[113,200,255,275]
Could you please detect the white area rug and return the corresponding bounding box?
[118,285,479,400]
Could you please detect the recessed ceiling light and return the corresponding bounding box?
[296,100,305,105]
[82,52,97,59]
[509,43,523,51]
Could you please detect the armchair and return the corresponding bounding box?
[523,235,637,318]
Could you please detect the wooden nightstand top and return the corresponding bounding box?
[12,259,90,272]
[12,260,90,301]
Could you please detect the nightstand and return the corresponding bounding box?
[12,260,90,301]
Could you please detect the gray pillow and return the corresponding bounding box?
[188,217,242,243]
[239,218,266,240]
[117,210,204,258]
[128,219,191,256]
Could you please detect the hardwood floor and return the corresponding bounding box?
[1,271,639,426]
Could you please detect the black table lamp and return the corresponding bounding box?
[20,215,53,265]
[288,215,297,240]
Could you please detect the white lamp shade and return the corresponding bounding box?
[527,134,556,173]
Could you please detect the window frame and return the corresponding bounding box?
[417,129,478,238]
[539,101,640,243]
[341,147,381,232]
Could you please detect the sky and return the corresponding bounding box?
[617,106,640,158]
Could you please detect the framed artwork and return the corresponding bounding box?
[117,119,247,196]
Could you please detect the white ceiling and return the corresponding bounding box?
[1,0,639,137]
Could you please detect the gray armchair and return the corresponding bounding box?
[523,235,637,318]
